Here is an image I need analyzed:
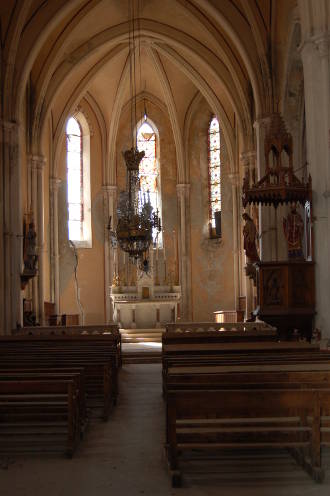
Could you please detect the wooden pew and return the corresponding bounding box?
[14,324,122,367]
[162,326,330,485]
[0,369,87,434]
[0,333,121,420]
[166,385,330,486]
[0,379,80,457]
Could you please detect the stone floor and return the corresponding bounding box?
[1,363,330,496]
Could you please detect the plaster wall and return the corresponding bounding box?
[189,101,235,321]
[57,99,105,324]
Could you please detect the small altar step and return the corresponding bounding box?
[120,328,165,343]
[122,342,162,364]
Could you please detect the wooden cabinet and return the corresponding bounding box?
[256,261,315,340]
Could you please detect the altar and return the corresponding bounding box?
[110,250,181,329]
[110,284,181,329]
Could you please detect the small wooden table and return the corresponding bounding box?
[214,310,245,323]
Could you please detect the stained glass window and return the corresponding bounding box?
[66,117,83,241]
[208,116,221,236]
[137,121,161,242]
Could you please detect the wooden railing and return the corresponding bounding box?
[165,321,277,334]
[14,324,120,336]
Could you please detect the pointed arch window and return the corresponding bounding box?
[208,116,221,238]
[66,115,92,247]
[137,121,162,244]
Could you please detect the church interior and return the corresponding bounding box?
[1,0,330,494]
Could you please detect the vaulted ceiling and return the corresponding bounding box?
[1,0,297,162]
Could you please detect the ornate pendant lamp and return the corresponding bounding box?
[108,1,161,262]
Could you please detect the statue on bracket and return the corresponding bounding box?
[21,218,38,289]
[242,212,260,263]
[24,221,38,272]
[283,202,304,260]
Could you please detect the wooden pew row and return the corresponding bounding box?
[0,380,80,457]
[162,332,330,485]
[0,356,115,421]
[0,369,87,433]
[162,340,325,395]
[0,335,121,420]
[166,385,330,486]
[165,366,330,485]
[164,321,278,336]
[10,329,122,368]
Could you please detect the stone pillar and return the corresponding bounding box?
[240,151,257,317]
[1,120,22,333]
[254,117,274,261]
[176,183,191,320]
[30,155,46,325]
[228,172,240,310]
[103,185,117,323]
[299,23,330,335]
[50,178,62,314]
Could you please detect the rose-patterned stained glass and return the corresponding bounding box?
[208,116,221,228]
[66,117,83,241]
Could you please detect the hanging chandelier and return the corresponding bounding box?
[108,1,161,262]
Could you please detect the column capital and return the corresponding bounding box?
[176,183,190,198]
[228,172,240,187]
[0,119,19,144]
[300,34,330,59]
[50,177,62,192]
[29,154,46,170]
[102,184,117,195]
[314,34,330,58]
[253,115,272,129]
[240,151,256,168]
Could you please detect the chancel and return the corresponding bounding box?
[1,0,330,494]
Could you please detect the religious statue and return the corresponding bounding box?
[242,212,260,263]
[283,202,304,259]
[24,222,38,272]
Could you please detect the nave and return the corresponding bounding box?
[2,363,330,496]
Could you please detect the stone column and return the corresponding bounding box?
[50,178,62,314]
[176,183,191,320]
[240,151,257,317]
[103,185,117,323]
[254,117,273,261]
[299,24,330,335]
[30,155,46,325]
[1,120,22,333]
[228,172,240,310]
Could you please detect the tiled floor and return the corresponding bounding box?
[2,364,330,496]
